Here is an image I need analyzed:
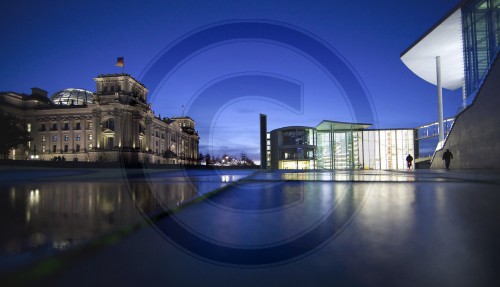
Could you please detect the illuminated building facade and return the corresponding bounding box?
[268,121,416,170]
[0,74,199,164]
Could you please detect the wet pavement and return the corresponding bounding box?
[1,168,500,286]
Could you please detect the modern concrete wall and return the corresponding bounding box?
[431,54,500,169]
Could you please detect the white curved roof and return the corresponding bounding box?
[400,9,464,90]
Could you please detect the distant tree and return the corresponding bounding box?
[204,153,212,165]
[0,112,31,159]
[197,153,204,164]
[241,152,248,161]
[240,152,256,166]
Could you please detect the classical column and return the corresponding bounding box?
[436,56,444,146]
[121,111,130,148]
[69,116,74,153]
[145,117,152,151]
[82,116,87,152]
[92,109,101,149]
[113,109,123,148]
[57,117,62,153]
[131,113,141,149]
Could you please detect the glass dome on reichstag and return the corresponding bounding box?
[50,88,94,105]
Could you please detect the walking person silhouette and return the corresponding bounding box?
[442,149,453,170]
[406,154,413,170]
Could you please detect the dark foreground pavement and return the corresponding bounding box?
[2,168,500,287]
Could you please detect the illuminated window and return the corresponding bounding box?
[64,135,69,141]
[41,135,45,142]
[52,135,57,142]
[42,145,46,153]
[87,122,93,130]
[76,134,81,141]
[88,143,93,150]
[88,134,93,141]
[27,123,31,132]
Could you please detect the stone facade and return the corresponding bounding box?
[0,74,199,164]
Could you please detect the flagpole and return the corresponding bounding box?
[116,57,125,74]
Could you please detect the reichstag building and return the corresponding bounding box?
[0,73,199,164]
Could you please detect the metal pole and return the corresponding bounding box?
[330,125,334,170]
[436,56,444,146]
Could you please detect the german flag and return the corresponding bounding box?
[116,57,124,67]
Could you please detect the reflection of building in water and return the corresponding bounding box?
[268,121,416,170]
[2,181,200,253]
[0,74,199,164]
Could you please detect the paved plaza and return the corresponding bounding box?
[1,167,500,286]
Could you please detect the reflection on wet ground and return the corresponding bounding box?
[251,169,500,182]
[0,168,254,273]
[1,168,500,287]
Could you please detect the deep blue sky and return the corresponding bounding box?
[1,0,463,161]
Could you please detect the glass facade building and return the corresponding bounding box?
[269,121,417,170]
[360,129,416,170]
[270,127,317,170]
[462,0,500,103]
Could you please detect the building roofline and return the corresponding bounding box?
[315,120,372,131]
[316,119,372,126]
[270,125,316,132]
[94,73,147,88]
[171,116,195,121]
[400,0,467,58]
